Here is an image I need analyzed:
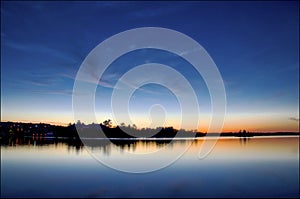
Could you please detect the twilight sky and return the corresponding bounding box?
[1,1,299,132]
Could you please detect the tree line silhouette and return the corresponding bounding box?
[0,120,203,139]
[0,120,298,141]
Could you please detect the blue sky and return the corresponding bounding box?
[1,1,299,131]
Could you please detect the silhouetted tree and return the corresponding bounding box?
[132,124,137,129]
[102,119,112,128]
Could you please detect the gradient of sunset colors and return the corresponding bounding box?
[1,1,299,132]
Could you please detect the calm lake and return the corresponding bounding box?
[1,136,299,197]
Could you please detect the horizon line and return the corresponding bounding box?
[1,120,299,133]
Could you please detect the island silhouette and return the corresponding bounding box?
[0,120,299,141]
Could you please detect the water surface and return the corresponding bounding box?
[1,136,299,197]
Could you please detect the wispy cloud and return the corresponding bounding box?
[5,40,79,68]
[31,89,73,96]
[262,91,285,101]
[289,117,300,122]
[128,4,183,18]
[69,70,117,89]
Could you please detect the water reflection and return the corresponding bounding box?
[1,136,83,149]
[1,136,298,160]
[1,136,299,197]
[1,136,189,155]
[239,136,250,145]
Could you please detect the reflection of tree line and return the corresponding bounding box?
[0,136,83,149]
[239,136,250,145]
[0,136,190,156]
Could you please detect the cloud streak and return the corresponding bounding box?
[289,117,299,122]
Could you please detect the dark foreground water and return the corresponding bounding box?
[1,136,299,197]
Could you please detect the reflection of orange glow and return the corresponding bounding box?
[3,136,299,162]
[186,137,299,160]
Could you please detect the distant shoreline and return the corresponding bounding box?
[1,132,299,140]
[0,121,299,139]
